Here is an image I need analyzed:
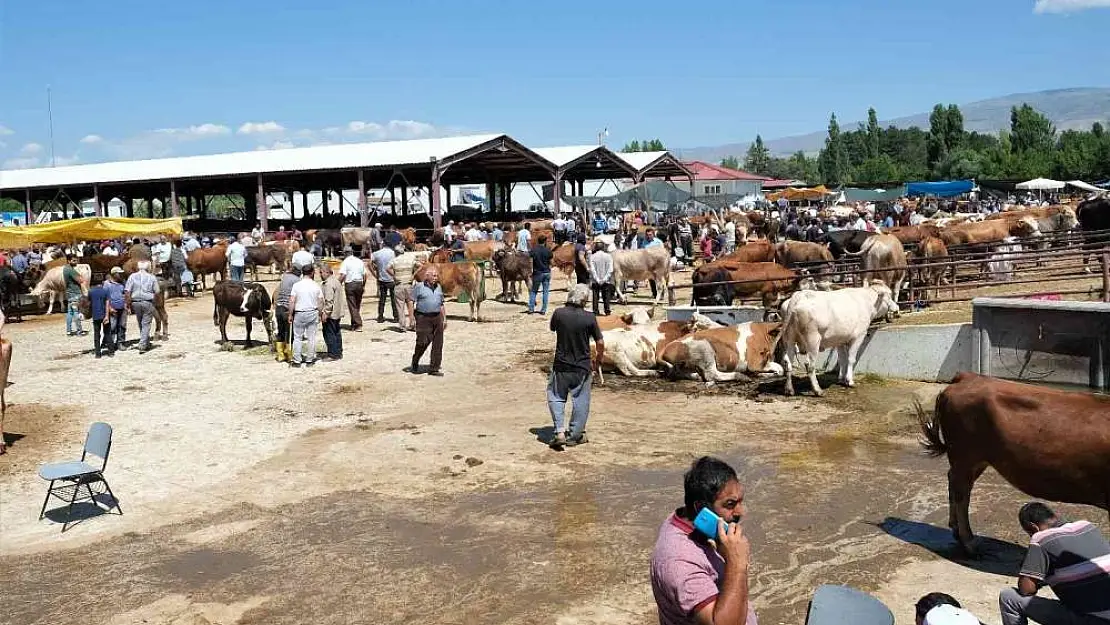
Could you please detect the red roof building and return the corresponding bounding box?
[683,161,770,181]
[677,161,768,197]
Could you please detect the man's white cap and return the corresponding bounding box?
[924,605,979,625]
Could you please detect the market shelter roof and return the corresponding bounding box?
[0,217,182,248]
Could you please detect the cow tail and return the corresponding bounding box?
[917,394,948,458]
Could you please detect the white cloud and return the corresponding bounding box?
[3,156,41,169]
[80,134,104,144]
[342,119,439,140]
[20,142,43,155]
[238,121,285,135]
[53,155,80,167]
[255,140,295,151]
[153,123,231,138]
[1034,0,1110,13]
[0,125,13,136]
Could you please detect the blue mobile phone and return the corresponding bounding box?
[694,507,723,540]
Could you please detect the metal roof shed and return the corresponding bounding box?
[534,145,639,212]
[617,151,694,181]
[0,133,557,229]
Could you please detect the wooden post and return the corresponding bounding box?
[92,183,102,217]
[1102,248,1110,303]
[301,190,308,219]
[321,190,330,220]
[401,183,409,216]
[389,186,397,217]
[431,161,443,229]
[170,180,179,217]
[357,170,369,227]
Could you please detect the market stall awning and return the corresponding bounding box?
[1016,178,1065,191]
[0,217,183,248]
[904,180,974,198]
[1067,180,1103,194]
[765,186,832,202]
[841,187,903,203]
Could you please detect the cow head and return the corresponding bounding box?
[1054,206,1078,231]
[692,268,732,306]
[689,312,722,330]
[746,322,784,374]
[620,307,654,326]
[867,282,899,321]
[1011,217,1038,238]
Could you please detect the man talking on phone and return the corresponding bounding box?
[651,456,756,625]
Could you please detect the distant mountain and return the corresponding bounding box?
[677,88,1110,163]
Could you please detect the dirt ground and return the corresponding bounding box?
[0,270,1105,625]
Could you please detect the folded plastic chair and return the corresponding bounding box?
[806,585,894,625]
[38,422,122,531]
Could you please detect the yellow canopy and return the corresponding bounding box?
[766,185,832,202]
[0,217,183,249]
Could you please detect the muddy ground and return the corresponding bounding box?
[0,270,1104,625]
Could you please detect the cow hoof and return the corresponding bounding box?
[220,343,235,352]
[813,388,826,397]
[784,387,796,397]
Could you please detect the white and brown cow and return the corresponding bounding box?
[779,282,899,397]
[0,309,10,454]
[596,310,720,377]
[659,322,784,385]
[859,234,907,305]
[31,264,91,314]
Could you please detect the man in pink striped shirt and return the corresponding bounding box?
[650,457,757,625]
[1000,501,1110,625]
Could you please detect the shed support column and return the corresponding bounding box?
[431,163,443,229]
[321,190,329,219]
[389,186,397,217]
[24,190,33,224]
[401,183,409,216]
[300,191,308,219]
[553,172,563,216]
[444,184,452,216]
[357,170,369,227]
[93,183,102,217]
[125,197,134,218]
[170,180,179,217]
[257,174,268,233]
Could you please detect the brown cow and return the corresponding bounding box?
[919,372,1110,554]
[186,243,229,291]
[774,241,834,287]
[659,322,784,384]
[719,239,776,264]
[491,248,531,303]
[859,234,907,304]
[884,224,941,245]
[595,310,720,377]
[939,218,1037,247]
[0,334,11,454]
[595,307,656,332]
[245,244,290,281]
[463,240,505,262]
[414,261,485,321]
[914,236,949,296]
[691,261,799,309]
[985,205,1079,234]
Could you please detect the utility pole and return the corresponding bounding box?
[47,86,57,167]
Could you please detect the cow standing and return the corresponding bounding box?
[491,249,531,303]
[691,261,799,310]
[31,265,91,314]
[186,243,229,291]
[914,236,949,298]
[212,281,275,351]
[611,246,671,305]
[414,261,485,321]
[919,373,1110,555]
[779,282,899,396]
[859,234,908,305]
[0,320,11,454]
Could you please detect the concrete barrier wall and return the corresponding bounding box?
[813,323,973,383]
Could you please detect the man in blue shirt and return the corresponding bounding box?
[9,249,28,278]
[87,277,110,358]
[103,267,127,353]
[406,266,446,376]
[529,234,554,315]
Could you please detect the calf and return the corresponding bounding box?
[659,322,784,385]
[779,282,899,396]
[913,236,949,297]
[212,280,275,350]
[492,248,531,303]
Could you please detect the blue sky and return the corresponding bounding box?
[1,0,1109,169]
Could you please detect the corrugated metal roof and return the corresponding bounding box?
[534,145,599,168]
[0,133,504,190]
[616,151,670,171]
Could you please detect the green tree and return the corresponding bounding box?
[945,104,965,152]
[855,155,900,185]
[818,114,850,186]
[1010,104,1056,155]
[743,135,772,175]
[720,155,740,170]
[865,107,881,159]
[620,139,666,152]
[1055,130,1100,181]
[620,140,641,153]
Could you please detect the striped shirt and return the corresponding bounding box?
[650,512,759,625]
[124,271,159,302]
[1022,520,1110,620]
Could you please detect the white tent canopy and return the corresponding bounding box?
[1066,180,1103,194]
[1016,178,1065,190]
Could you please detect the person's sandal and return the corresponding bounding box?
[549,433,567,449]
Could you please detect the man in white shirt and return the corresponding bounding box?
[606,214,620,233]
[291,246,314,272]
[389,246,425,331]
[465,224,483,242]
[251,224,264,243]
[589,241,614,316]
[152,236,172,277]
[226,234,248,282]
[338,247,367,331]
[516,223,532,252]
[723,219,737,253]
[552,216,567,244]
[287,264,324,367]
[443,221,456,243]
[371,244,398,323]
